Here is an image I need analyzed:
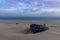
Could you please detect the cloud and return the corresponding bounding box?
[0,0,60,18]
[1,7,60,18]
[43,0,60,2]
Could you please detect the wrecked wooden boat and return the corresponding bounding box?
[30,24,48,33]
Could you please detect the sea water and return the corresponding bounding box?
[0,17,60,22]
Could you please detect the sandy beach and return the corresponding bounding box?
[0,21,60,40]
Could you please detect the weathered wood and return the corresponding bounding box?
[30,24,48,33]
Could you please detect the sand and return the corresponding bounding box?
[0,21,60,40]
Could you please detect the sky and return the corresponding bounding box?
[0,0,60,18]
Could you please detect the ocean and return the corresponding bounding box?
[0,17,60,22]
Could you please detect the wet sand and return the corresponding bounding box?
[0,21,60,40]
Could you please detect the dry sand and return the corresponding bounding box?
[0,21,60,40]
